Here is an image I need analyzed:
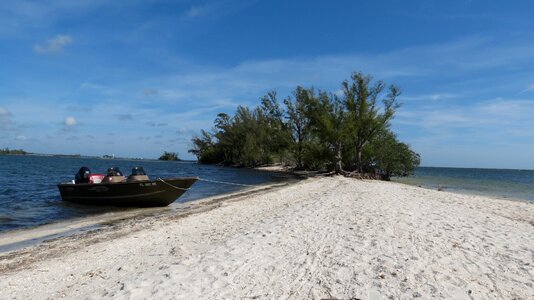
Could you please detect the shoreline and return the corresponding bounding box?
[0,181,291,258]
[1,171,532,253]
[1,176,533,298]
[1,170,532,252]
[393,179,534,205]
[257,164,534,203]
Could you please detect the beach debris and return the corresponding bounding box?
[85,270,106,279]
[320,298,361,300]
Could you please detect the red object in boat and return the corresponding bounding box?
[89,174,105,184]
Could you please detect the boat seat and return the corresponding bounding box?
[101,175,126,183]
[127,175,149,182]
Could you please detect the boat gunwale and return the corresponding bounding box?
[60,190,166,200]
[57,176,199,187]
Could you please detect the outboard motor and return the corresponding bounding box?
[75,167,91,184]
[131,166,146,176]
[106,167,123,176]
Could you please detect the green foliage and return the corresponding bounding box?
[188,71,420,178]
[260,91,291,155]
[342,72,401,172]
[305,91,350,172]
[301,141,332,171]
[189,130,224,164]
[366,130,421,179]
[283,87,313,169]
[158,151,180,161]
[0,148,27,155]
[189,104,278,167]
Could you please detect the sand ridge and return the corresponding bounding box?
[0,176,533,299]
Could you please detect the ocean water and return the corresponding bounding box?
[394,166,534,201]
[0,155,291,232]
[2,157,533,233]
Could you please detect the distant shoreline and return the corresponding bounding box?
[2,152,531,171]
[0,152,197,162]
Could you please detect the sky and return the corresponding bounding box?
[1,0,534,169]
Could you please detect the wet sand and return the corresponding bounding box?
[1,176,533,299]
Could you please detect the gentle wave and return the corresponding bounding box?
[394,167,534,201]
[0,155,291,232]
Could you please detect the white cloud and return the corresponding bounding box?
[64,116,77,126]
[394,97,534,169]
[0,1,116,36]
[118,114,134,121]
[0,107,15,130]
[519,83,534,94]
[0,106,11,116]
[80,82,105,90]
[183,5,213,19]
[180,1,249,21]
[479,99,534,119]
[401,93,461,102]
[177,127,189,134]
[16,135,27,141]
[142,88,158,96]
[396,98,534,132]
[33,34,72,54]
[145,37,518,106]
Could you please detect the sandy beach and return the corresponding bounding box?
[1,176,533,299]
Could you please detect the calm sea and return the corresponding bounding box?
[0,155,291,232]
[2,157,533,233]
[394,166,534,202]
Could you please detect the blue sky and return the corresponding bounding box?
[1,0,534,169]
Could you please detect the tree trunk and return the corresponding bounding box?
[334,142,343,174]
[355,144,363,173]
[297,143,303,169]
[355,139,369,173]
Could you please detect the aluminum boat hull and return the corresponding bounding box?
[57,177,198,207]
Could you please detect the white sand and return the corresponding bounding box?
[1,177,533,299]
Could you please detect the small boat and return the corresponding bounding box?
[58,167,198,207]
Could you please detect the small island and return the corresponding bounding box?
[158,151,181,161]
[0,148,27,155]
